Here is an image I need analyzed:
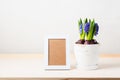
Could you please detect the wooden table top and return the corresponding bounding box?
[0,53,120,78]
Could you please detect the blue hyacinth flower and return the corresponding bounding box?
[84,22,90,34]
[79,24,83,34]
[94,23,99,36]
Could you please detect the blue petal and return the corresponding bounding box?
[79,24,83,34]
[84,23,90,34]
[94,23,99,36]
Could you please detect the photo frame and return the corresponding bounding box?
[44,35,70,69]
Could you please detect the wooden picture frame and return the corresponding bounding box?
[44,35,70,69]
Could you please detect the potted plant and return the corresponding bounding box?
[74,18,99,70]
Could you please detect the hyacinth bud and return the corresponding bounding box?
[94,23,99,36]
[79,24,83,34]
[84,22,90,34]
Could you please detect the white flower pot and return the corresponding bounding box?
[74,44,100,70]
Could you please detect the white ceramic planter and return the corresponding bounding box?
[74,44,100,70]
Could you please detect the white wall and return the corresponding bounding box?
[0,0,120,53]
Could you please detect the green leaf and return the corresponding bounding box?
[84,18,88,24]
[78,18,82,26]
[89,19,91,23]
[87,19,95,40]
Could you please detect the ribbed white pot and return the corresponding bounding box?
[74,44,100,70]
